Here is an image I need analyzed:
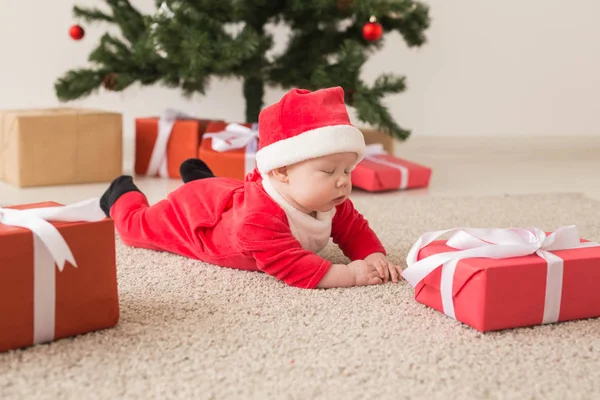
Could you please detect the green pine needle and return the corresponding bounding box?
[55,69,106,101]
[73,6,114,23]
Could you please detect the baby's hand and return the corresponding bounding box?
[347,260,383,286]
[364,253,403,283]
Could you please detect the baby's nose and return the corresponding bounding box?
[337,175,350,187]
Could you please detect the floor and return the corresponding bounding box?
[1,135,599,205]
[2,136,600,400]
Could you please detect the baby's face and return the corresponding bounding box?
[282,152,357,213]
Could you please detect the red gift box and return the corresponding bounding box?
[198,121,258,181]
[351,145,431,192]
[0,199,119,352]
[135,112,216,179]
[402,226,600,332]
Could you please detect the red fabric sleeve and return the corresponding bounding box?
[331,199,386,261]
[236,212,332,289]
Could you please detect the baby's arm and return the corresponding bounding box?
[331,199,386,261]
[331,200,403,283]
[236,212,381,289]
[317,260,383,288]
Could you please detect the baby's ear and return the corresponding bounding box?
[270,166,289,183]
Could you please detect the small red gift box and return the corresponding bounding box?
[135,111,216,179]
[351,145,431,192]
[402,226,600,332]
[198,121,258,181]
[0,199,119,352]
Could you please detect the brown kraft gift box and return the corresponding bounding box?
[360,127,395,154]
[0,108,123,187]
[0,200,119,352]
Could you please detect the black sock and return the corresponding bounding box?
[99,175,142,217]
[179,158,215,183]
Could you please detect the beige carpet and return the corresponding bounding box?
[2,192,600,400]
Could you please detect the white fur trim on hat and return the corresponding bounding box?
[255,124,366,174]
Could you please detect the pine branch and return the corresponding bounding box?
[88,33,132,67]
[353,82,410,141]
[379,1,431,47]
[181,77,210,97]
[215,25,268,72]
[73,6,114,23]
[111,72,139,91]
[371,73,406,97]
[105,0,147,43]
[189,0,235,20]
[55,69,106,101]
[268,26,339,87]
[72,1,146,44]
[269,38,364,96]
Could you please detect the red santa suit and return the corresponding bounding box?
[105,86,386,289]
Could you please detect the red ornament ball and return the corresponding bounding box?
[362,21,383,42]
[69,25,85,40]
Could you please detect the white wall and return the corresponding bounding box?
[1,0,599,145]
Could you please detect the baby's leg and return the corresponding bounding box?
[99,175,198,258]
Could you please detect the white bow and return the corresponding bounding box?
[0,198,107,344]
[204,123,259,152]
[402,225,600,324]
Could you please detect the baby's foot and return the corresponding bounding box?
[99,175,141,217]
[179,158,215,183]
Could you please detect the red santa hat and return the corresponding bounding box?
[255,86,366,174]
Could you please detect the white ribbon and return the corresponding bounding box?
[204,123,259,176]
[402,226,600,324]
[0,198,106,344]
[146,109,192,177]
[363,143,408,189]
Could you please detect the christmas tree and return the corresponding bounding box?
[55,0,430,141]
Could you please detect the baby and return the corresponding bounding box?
[100,86,401,289]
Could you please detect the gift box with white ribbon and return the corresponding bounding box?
[351,144,431,192]
[0,198,119,352]
[135,109,216,179]
[401,226,600,332]
[198,121,258,181]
